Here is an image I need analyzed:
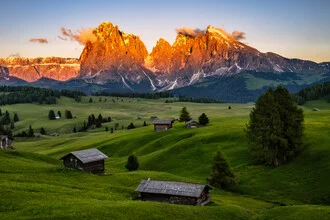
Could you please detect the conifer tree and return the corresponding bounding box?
[143,121,147,126]
[246,86,304,166]
[179,107,192,122]
[208,151,235,190]
[13,112,19,122]
[28,125,34,137]
[48,110,56,120]
[57,110,61,118]
[73,126,77,133]
[89,97,93,103]
[198,113,209,125]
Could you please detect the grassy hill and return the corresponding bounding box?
[1,97,330,219]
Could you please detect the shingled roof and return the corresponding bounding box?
[60,148,108,164]
[136,179,210,198]
[153,119,173,125]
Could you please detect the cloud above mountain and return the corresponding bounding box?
[232,31,246,41]
[175,27,205,37]
[58,27,97,45]
[29,38,48,44]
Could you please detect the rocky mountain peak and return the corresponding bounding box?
[80,22,148,78]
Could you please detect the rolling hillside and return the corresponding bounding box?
[1,97,330,219]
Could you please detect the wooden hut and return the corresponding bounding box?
[153,119,173,132]
[60,148,108,174]
[186,119,200,128]
[0,135,13,149]
[136,179,211,206]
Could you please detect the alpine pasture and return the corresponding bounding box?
[1,96,330,219]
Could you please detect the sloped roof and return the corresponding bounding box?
[60,148,108,164]
[153,119,173,125]
[136,179,210,198]
[186,119,199,124]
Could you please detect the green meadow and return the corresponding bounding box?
[1,96,330,219]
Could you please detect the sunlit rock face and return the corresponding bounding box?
[0,57,80,82]
[1,21,329,90]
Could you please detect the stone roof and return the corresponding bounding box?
[60,148,108,164]
[153,119,173,125]
[136,179,210,198]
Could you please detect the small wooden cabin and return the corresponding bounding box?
[153,119,173,132]
[60,148,108,174]
[0,135,13,149]
[186,119,200,128]
[136,179,211,206]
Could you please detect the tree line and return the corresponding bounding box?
[0,86,85,105]
[93,91,173,99]
[294,81,330,105]
[170,96,224,104]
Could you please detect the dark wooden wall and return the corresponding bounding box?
[140,193,197,205]
[62,155,105,174]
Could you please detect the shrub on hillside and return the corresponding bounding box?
[125,155,139,171]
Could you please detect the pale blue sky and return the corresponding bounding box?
[1,0,329,62]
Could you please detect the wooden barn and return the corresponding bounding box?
[186,119,200,128]
[153,119,173,132]
[60,148,108,174]
[0,135,13,149]
[135,179,211,206]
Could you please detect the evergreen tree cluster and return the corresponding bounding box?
[0,86,85,105]
[176,96,223,103]
[78,114,111,132]
[179,107,210,125]
[93,91,173,99]
[294,81,330,105]
[246,86,304,167]
[0,109,21,137]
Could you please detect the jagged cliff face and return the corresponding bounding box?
[0,57,80,82]
[1,21,329,91]
[80,22,148,82]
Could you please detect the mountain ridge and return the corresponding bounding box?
[1,21,330,101]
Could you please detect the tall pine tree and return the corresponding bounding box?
[179,107,192,122]
[208,151,235,190]
[246,86,304,167]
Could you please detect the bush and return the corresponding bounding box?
[125,155,139,171]
[40,127,46,135]
[127,122,135,130]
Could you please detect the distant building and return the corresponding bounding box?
[136,179,211,206]
[34,133,41,138]
[0,135,14,149]
[153,119,173,132]
[60,148,108,174]
[50,133,58,136]
[55,114,61,119]
[150,116,158,120]
[186,119,200,128]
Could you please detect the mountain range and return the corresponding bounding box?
[1,21,330,102]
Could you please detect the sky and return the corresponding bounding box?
[0,0,329,63]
